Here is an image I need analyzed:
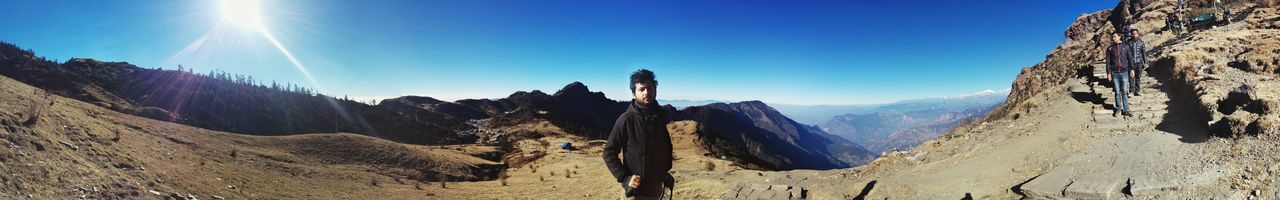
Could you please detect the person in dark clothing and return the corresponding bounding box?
[603,69,672,200]
[1127,27,1148,96]
[1106,32,1134,117]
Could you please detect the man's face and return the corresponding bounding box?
[1112,33,1122,43]
[632,82,656,105]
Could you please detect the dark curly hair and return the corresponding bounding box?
[629,69,657,92]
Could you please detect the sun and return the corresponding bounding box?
[219,0,265,31]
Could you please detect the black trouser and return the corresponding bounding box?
[1130,66,1143,95]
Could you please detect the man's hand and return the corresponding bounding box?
[628,175,641,188]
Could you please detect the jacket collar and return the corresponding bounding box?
[629,100,664,117]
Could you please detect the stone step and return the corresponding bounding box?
[1092,110,1167,120]
[722,183,805,200]
[1105,99,1171,104]
[1094,104,1166,110]
[1069,83,1092,93]
[1100,104,1168,111]
[1019,167,1076,199]
[1093,121,1158,130]
[1103,99,1170,106]
[1064,176,1127,199]
[1131,95,1171,100]
[1092,77,1160,82]
[1129,168,1228,197]
[1090,107,1172,113]
[1092,106,1166,113]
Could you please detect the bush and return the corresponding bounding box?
[705,161,716,171]
[20,100,43,127]
[439,174,448,188]
[499,170,509,186]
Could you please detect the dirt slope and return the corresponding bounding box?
[0,74,500,199]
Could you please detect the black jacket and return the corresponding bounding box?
[602,101,672,196]
[1128,38,1147,70]
[1106,42,1133,73]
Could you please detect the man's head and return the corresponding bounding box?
[1130,29,1141,38]
[629,69,658,105]
[1111,32,1123,43]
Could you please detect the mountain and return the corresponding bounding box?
[415,81,630,140]
[0,44,636,145]
[770,90,1006,154]
[0,42,868,171]
[772,89,1007,125]
[768,104,880,125]
[676,101,876,170]
[871,89,1008,114]
[0,49,460,143]
[822,105,995,153]
[660,99,726,109]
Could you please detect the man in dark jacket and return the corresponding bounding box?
[1127,27,1148,96]
[603,69,673,199]
[1106,32,1134,117]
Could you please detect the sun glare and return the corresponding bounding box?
[219,0,264,31]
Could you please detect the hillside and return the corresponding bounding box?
[0,74,507,199]
[795,0,1280,198]
[678,101,876,170]
[0,71,831,199]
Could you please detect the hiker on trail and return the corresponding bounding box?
[1166,13,1181,33]
[1106,32,1134,117]
[603,69,673,200]
[1127,26,1148,97]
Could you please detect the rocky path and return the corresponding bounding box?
[1086,64,1169,128]
[1020,65,1227,199]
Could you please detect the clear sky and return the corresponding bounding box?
[0,0,1116,105]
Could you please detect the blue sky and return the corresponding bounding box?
[0,0,1115,105]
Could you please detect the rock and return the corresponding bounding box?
[1063,177,1124,199]
[1258,99,1280,115]
[770,184,789,190]
[750,184,770,191]
[1213,114,1259,137]
[723,183,804,200]
[58,140,77,150]
[906,152,928,162]
[1018,170,1074,199]
[1254,116,1279,135]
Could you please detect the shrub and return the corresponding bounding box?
[439,174,448,188]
